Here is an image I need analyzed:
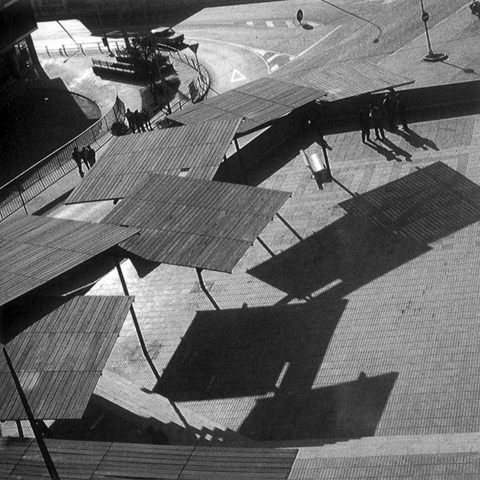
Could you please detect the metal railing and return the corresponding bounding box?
[0,95,125,222]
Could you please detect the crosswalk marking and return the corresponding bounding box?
[244,19,322,28]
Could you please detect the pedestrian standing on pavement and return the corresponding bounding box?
[396,93,409,130]
[382,88,397,130]
[370,104,386,140]
[72,146,84,178]
[134,110,146,132]
[86,145,96,168]
[125,108,136,133]
[142,108,153,130]
[81,146,91,171]
[359,105,371,143]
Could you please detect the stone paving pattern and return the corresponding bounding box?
[88,111,480,444]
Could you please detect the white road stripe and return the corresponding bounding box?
[298,24,342,57]
[267,53,282,63]
[285,20,296,28]
[246,21,254,26]
[266,21,275,28]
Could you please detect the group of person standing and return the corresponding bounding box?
[72,145,96,178]
[125,108,153,133]
[359,88,408,143]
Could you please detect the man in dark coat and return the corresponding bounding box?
[72,146,84,178]
[359,105,371,143]
[125,109,136,133]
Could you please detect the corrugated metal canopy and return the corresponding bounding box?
[101,174,291,272]
[0,215,138,307]
[0,438,298,479]
[279,60,414,101]
[66,119,241,204]
[0,295,132,421]
[168,77,326,135]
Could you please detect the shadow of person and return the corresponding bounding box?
[302,23,314,30]
[366,139,398,162]
[381,138,413,162]
[396,128,439,151]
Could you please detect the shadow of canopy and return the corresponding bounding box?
[154,299,397,442]
[155,299,348,402]
[248,162,480,298]
[239,372,398,441]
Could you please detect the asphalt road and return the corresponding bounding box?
[32,0,468,93]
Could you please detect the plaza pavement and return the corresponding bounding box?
[5,3,480,474]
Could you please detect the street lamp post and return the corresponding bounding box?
[419,0,447,62]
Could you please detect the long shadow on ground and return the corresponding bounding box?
[154,162,480,442]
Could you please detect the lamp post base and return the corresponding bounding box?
[423,52,448,62]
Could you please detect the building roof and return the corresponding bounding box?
[0,438,298,479]
[0,215,138,307]
[167,77,326,135]
[66,119,241,204]
[279,60,414,101]
[101,174,291,272]
[0,295,132,421]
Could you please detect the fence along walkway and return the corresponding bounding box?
[0,95,125,222]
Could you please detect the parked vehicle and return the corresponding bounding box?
[150,27,185,48]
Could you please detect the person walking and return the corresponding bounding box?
[134,110,146,132]
[142,108,153,130]
[382,88,397,130]
[125,109,136,133]
[81,146,91,171]
[72,146,84,178]
[86,145,96,168]
[358,105,371,143]
[370,104,386,140]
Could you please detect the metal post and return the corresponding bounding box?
[3,346,60,480]
[195,268,220,310]
[419,0,447,62]
[257,236,275,257]
[114,258,162,382]
[276,213,303,241]
[17,183,28,215]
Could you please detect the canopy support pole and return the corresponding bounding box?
[114,258,162,383]
[196,268,220,310]
[3,346,60,480]
[276,213,303,241]
[257,236,275,257]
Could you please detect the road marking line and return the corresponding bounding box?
[246,21,254,26]
[285,20,296,28]
[231,69,247,83]
[266,21,275,28]
[267,53,282,63]
[298,24,342,57]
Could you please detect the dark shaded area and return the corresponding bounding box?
[249,162,480,298]
[47,400,168,445]
[156,299,347,401]
[0,295,69,344]
[155,298,397,441]
[240,372,398,441]
[0,79,100,186]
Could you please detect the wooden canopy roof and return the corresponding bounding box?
[279,60,414,101]
[101,174,291,272]
[167,77,326,135]
[0,438,298,479]
[66,119,240,204]
[0,295,132,421]
[0,215,138,308]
